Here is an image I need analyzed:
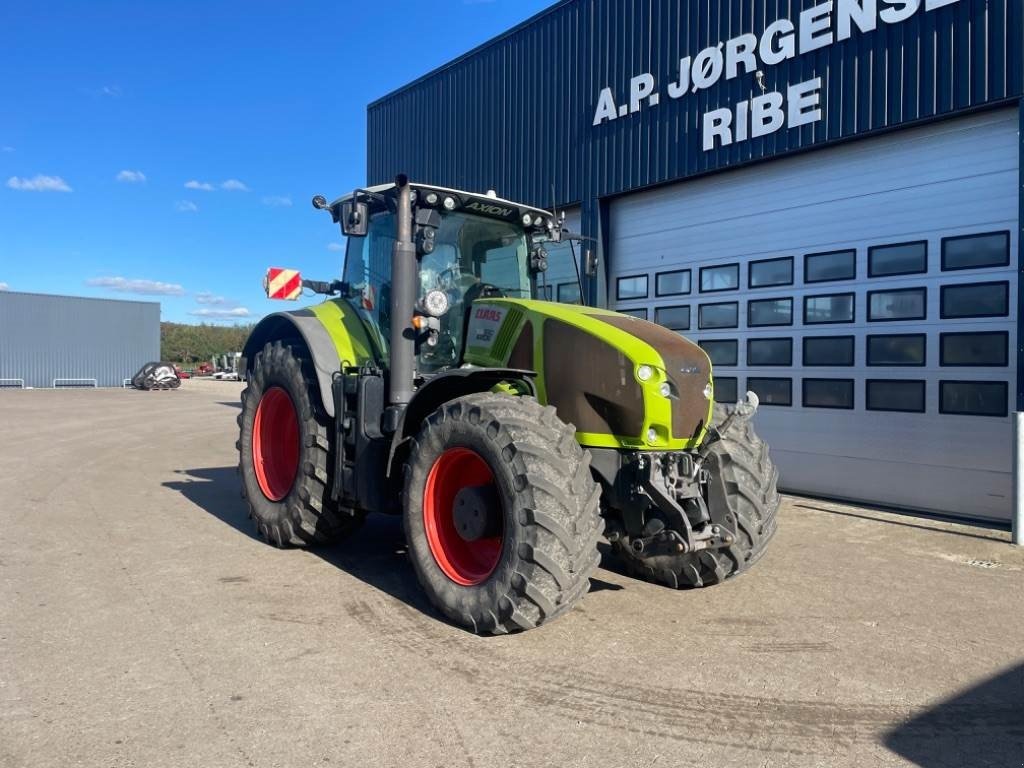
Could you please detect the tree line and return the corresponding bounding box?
[161,322,255,364]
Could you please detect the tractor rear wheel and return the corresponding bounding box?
[237,340,363,547]
[403,393,603,634]
[614,403,779,588]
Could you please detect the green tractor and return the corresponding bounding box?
[238,176,778,634]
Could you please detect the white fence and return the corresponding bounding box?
[0,378,25,389]
[53,378,98,389]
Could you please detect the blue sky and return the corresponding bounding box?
[0,0,551,323]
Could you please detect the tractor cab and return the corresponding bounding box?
[334,182,582,373]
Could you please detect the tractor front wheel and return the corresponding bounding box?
[403,393,602,634]
[237,340,363,547]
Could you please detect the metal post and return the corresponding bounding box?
[388,174,417,406]
[1014,412,1024,545]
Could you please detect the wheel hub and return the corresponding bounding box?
[452,484,501,541]
[423,447,504,586]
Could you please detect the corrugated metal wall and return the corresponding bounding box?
[0,292,160,388]
[367,0,1022,215]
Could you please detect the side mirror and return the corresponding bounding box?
[341,199,369,237]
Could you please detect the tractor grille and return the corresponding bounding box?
[492,307,524,362]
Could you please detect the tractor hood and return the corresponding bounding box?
[463,299,715,450]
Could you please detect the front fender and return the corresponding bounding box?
[386,367,537,477]
[243,299,379,417]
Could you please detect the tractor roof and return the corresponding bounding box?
[331,182,555,223]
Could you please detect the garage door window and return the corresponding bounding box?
[942,232,1011,271]
[803,378,855,409]
[699,302,738,329]
[714,376,738,404]
[940,281,1009,318]
[940,332,1009,367]
[747,377,792,406]
[939,380,1008,417]
[868,241,928,277]
[805,250,856,283]
[749,257,793,289]
[867,288,927,322]
[866,380,926,413]
[620,308,648,320]
[803,336,855,366]
[748,297,793,327]
[557,282,582,304]
[747,338,793,366]
[700,264,739,293]
[867,334,927,366]
[655,305,690,330]
[700,342,741,368]
[804,293,855,324]
[656,269,691,296]
[699,339,738,366]
[616,275,648,300]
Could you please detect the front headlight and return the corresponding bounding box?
[421,289,450,317]
[636,365,654,382]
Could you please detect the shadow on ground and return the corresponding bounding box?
[163,466,625,622]
[883,662,1024,767]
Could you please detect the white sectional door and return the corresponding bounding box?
[609,109,1019,522]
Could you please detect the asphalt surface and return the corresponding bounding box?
[1,382,1022,768]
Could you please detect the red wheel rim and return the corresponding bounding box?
[252,386,300,501]
[423,448,503,586]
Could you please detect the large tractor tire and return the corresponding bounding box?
[403,393,603,634]
[237,340,363,547]
[615,403,779,588]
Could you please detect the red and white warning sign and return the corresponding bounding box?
[264,267,302,300]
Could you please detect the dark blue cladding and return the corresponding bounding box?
[367,0,1022,305]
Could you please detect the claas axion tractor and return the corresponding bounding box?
[238,175,778,634]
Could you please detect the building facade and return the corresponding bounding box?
[367,0,1022,522]
[0,292,161,388]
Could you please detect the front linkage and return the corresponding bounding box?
[606,393,765,571]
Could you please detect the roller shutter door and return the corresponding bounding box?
[609,109,1018,522]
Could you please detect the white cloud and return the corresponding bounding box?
[7,174,72,192]
[175,200,199,213]
[116,169,146,183]
[221,179,249,192]
[0,282,8,291]
[101,85,122,97]
[195,291,236,306]
[327,242,344,252]
[1,146,13,153]
[184,180,215,191]
[86,276,185,296]
[262,195,292,207]
[189,307,251,318]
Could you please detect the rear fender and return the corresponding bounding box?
[242,299,378,417]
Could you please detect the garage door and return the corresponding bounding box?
[609,109,1018,522]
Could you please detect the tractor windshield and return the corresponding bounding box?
[341,206,582,371]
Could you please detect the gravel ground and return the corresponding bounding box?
[1,381,1022,768]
